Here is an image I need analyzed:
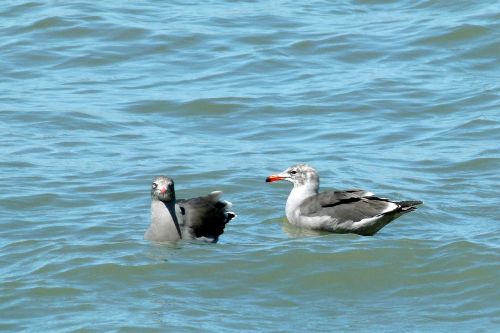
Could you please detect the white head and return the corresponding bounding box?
[266,164,320,190]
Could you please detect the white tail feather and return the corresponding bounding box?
[209,190,222,201]
[223,200,233,210]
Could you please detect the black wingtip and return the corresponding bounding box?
[226,212,237,223]
[398,200,423,208]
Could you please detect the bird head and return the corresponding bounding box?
[151,176,176,202]
[266,163,319,189]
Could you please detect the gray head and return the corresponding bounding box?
[151,176,176,202]
[266,164,320,189]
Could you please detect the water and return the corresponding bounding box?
[1,1,499,331]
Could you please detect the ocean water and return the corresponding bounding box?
[1,1,499,332]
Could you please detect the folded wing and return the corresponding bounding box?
[178,191,236,242]
[299,190,421,235]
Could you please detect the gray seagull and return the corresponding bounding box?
[145,176,236,243]
[266,164,422,236]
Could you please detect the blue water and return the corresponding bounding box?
[1,1,499,332]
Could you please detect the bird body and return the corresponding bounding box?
[266,164,422,236]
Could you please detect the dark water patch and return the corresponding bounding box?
[167,32,213,50]
[105,26,151,41]
[5,48,61,68]
[55,262,165,285]
[180,98,246,115]
[0,1,43,18]
[125,100,180,114]
[441,117,500,141]
[24,286,85,298]
[463,38,500,60]
[18,16,72,33]
[54,51,131,68]
[445,158,499,174]
[236,32,284,47]
[353,0,401,6]
[44,112,127,132]
[0,193,61,210]
[125,98,253,116]
[411,0,493,13]
[0,160,37,169]
[49,25,100,40]
[455,92,500,112]
[452,117,499,130]
[416,24,490,46]
[108,133,145,141]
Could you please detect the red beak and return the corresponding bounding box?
[160,186,167,194]
[266,175,285,183]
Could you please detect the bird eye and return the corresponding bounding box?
[152,183,158,189]
[290,170,297,175]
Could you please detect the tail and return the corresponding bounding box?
[355,200,423,236]
[397,200,423,212]
[225,211,237,223]
[206,198,235,243]
[215,200,237,224]
[210,191,237,224]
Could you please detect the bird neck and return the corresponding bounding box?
[286,183,318,219]
[150,199,182,239]
[152,198,176,212]
[294,181,319,196]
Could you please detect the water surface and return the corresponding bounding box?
[1,1,499,332]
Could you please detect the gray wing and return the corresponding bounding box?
[300,190,398,224]
[299,189,374,216]
[177,191,236,242]
[299,190,422,235]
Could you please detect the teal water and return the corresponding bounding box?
[1,1,499,332]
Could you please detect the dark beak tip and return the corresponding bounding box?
[266,175,283,183]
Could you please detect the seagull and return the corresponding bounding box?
[145,176,236,243]
[266,164,422,236]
